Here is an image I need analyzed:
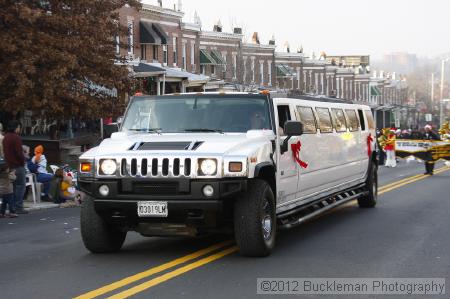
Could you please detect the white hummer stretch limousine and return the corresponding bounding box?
[78,92,377,257]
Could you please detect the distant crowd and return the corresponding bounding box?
[376,124,441,174]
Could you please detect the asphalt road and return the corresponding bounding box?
[1,161,449,299]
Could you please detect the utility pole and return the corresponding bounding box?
[440,58,450,127]
[431,73,434,103]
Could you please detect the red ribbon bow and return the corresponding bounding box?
[291,141,308,169]
[367,134,374,157]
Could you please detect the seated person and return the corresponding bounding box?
[31,145,53,200]
[59,172,82,207]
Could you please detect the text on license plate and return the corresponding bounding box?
[137,201,168,217]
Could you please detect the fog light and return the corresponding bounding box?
[202,185,214,197]
[99,185,110,197]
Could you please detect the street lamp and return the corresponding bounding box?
[440,58,450,127]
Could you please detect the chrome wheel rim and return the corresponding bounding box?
[261,198,272,240]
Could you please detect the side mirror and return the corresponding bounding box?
[281,121,304,154]
[104,123,119,139]
[284,121,304,136]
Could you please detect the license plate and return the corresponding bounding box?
[137,201,168,217]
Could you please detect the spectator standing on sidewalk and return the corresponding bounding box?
[2,121,28,214]
[422,125,440,175]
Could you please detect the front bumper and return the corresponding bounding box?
[78,178,247,227]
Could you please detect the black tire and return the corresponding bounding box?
[358,162,378,208]
[234,179,276,257]
[80,195,126,253]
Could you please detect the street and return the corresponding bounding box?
[0,161,448,299]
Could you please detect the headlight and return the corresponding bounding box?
[199,159,217,176]
[100,159,117,175]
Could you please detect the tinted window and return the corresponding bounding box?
[331,108,347,132]
[315,108,333,133]
[364,110,375,130]
[297,106,317,134]
[357,109,366,131]
[345,109,359,131]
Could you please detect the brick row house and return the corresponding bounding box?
[118,3,408,127]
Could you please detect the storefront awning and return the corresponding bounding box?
[152,23,168,44]
[140,21,161,44]
[276,64,293,77]
[210,50,226,65]
[200,49,217,65]
[371,86,382,96]
[132,63,166,78]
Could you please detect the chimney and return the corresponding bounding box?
[252,32,260,44]
[269,34,275,45]
[213,20,222,32]
[158,0,162,7]
[233,27,242,34]
[284,41,290,53]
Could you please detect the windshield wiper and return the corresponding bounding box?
[128,128,162,134]
[184,128,224,134]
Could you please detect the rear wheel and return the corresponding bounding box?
[80,195,127,253]
[234,179,276,257]
[358,163,378,208]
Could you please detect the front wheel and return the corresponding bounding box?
[358,163,378,208]
[234,179,276,257]
[80,195,127,253]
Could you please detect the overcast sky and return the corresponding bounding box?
[143,0,450,59]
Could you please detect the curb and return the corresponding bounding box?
[24,202,60,211]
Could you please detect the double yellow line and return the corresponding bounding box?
[75,166,450,299]
[378,166,449,195]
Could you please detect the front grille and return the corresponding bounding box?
[120,157,192,178]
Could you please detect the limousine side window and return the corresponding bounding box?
[364,110,375,130]
[357,109,366,131]
[331,108,347,132]
[277,105,291,136]
[345,109,360,131]
[315,107,333,133]
[297,106,317,134]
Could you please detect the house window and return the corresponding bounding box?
[172,37,177,66]
[163,45,168,65]
[260,62,264,84]
[141,44,146,60]
[233,54,237,79]
[190,41,195,66]
[182,43,186,70]
[211,65,216,75]
[243,57,247,82]
[153,45,158,61]
[222,52,227,72]
[200,65,205,75]
[251,58,255,82]
[268,61,272,85]
[127,20,134,55]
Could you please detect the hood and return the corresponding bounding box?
[86,130,275,157]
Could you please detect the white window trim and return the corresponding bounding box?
[127,20,134,55]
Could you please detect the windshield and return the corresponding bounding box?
[121,96,272,133]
